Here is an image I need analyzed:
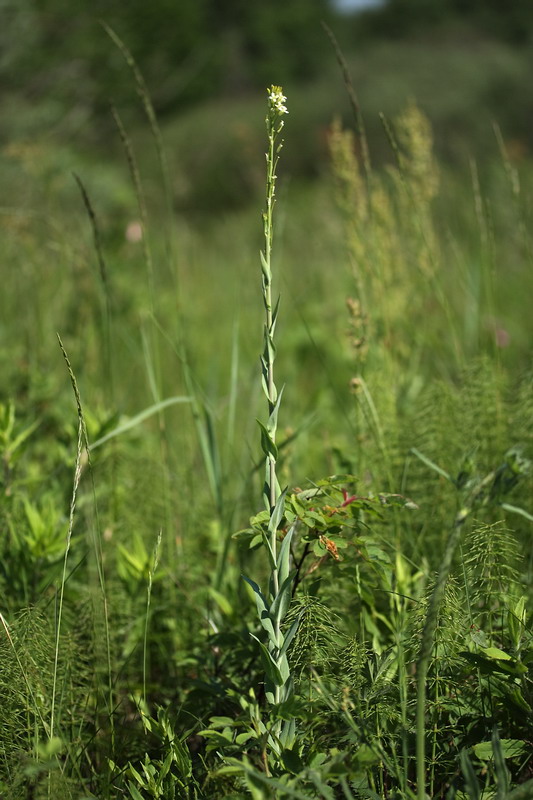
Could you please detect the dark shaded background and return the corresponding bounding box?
[2,0,533,213]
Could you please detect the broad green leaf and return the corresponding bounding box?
[280,746,303,774]
[312,538,327,557]
[460,651,527,676]
[302,511,328,529]
[205,716,235,728]
[236,731,255,745]
[289,493,306,517]
[473,738,527,761]
[470,627,489,648]
[483,646,511,661]
[250,509,271,527]
[250,533,263,549]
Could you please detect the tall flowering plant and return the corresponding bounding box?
[242,86,300,762]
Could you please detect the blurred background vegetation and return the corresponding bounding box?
[2,0,533,216]
[2,0,532,469]
[2,0,533,151]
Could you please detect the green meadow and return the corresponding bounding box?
[1,21,532,800]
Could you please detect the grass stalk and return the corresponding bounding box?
[50,384,83,742]
[143,530,162,704]
[57,335,115,755]
[73,173,114,404]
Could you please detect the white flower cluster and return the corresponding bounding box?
[268,86,288,116]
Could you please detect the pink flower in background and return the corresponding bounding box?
[494,327,510,348]
[125,220,143,243]
[486,317,511,349]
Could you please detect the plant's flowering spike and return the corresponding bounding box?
[268,85,289,116]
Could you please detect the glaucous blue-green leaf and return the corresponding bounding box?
[250,634,283,686]
[268,488,287,536]
[257,420,278,459]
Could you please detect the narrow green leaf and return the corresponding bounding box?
[277,522,295,586]
[208,587,233,616]
[410,447,452,482]
[223,758,315,799]
[280,717,297,751]
[268,488,287,536]
[268,385,284,434]
[270,571,295,628]
[266,334,277,366]
[508,595,526,648]
[278,651,291,683]
[8,417,41,455]
[260,250,270,280]
[271,295,281,327]
[460,748,480,800]
[494,731,510,799]
[257,419,278,459]
[280,610,304,658]
[90,396,192,450]
[127,781,145,800]
[505,778,533,800]
[250,634,283,686]
[260,531,277,570]
[501,503,533,523]
[158,749,174,783]
[242,575,276,641]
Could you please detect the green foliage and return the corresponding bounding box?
[1,33,533,800]
[0,0,331,129]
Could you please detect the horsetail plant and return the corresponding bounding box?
[242,86,300,770]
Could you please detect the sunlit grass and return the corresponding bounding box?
[0,51,532,798]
